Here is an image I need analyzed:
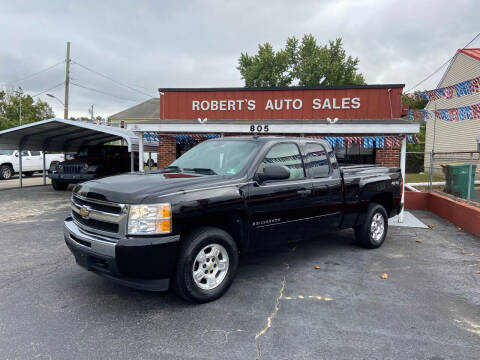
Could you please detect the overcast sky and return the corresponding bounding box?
[1,0,479,118]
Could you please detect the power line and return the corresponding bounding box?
[71,61,155,97]
[31,81,65,97]
[70,81,144,103]
[406,31,480,93]
[7,61,64,85]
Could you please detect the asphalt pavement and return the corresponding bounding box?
[0,186,479,359]
[0,173,52,190]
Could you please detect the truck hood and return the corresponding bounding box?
[73,172,235,204]
[0,155,12,161]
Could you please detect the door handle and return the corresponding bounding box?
[297,189,312,196]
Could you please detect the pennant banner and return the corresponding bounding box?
[408,102,480,122]
[167,134,416,148]
[143,132,159,143]
[417,76,480,101]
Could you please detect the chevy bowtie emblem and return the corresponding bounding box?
[80,206,89,218]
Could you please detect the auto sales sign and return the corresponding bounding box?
[158,85,404,120]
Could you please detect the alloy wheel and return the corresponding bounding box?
[192,243,229,290]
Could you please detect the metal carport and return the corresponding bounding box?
[0,118,157,187]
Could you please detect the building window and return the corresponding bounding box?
[334,143,375,165]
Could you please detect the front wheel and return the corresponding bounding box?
[174,227,239,303]
[355,204,388,249]
[52,180,68,191]
[0,165,13,180]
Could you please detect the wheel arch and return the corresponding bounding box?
[179,211,248,253]
[1,162,14,169]
[370,192,393,216]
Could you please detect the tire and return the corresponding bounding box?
[24,172,34,177]
[52,180,68,191]
[146,159,156,168]
[174,226,239,303]
[0,165,13,180]
[354,204,388,249]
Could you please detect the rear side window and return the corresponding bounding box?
[305,143,330,178]
[260,143,305,180]
[30,151,41,156]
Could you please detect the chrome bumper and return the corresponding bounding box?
[64,217,116,258]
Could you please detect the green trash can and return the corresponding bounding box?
[441,163,476,199]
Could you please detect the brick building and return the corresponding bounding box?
[124,85,418,169]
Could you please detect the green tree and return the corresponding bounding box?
[0,88,54,130]
[237,35,365,87]
[402,91,428,110]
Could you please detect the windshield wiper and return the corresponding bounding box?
[163,165,182,172]
[184,167,217,175]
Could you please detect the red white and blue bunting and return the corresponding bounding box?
[408,103,480,122]
[323,136,418,148]
[416,76,480,101]
[166,134,418,148]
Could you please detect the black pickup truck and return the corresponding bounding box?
[64,136,402,303]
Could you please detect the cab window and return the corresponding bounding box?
[305,143,330,178]
[259,143,305,180]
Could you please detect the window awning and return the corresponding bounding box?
[126,118,420,135]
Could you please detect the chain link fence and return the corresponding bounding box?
[406,151,480,201]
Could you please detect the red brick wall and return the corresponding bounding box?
[375,148,400,167]
[157,135,177,168]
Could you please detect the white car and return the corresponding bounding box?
[0,150,64,180]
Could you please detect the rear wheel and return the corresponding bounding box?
[174,227,238,303]
[52,180,68,191]
[355,204,388,249]
[0,165,13,180]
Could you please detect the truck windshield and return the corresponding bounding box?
[0,150,14,155]
[170,140,261,176]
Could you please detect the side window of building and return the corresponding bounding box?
[30,151,41,156]
[260,143,305,180]
[305,143,330,178]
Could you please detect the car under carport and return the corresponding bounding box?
[0,118,157,187]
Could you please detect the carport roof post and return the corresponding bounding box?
[0,118,157,154]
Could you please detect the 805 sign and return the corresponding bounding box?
[249,125,269,133]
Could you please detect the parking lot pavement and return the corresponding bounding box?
[0,187,479,360]
[0,173,51,190]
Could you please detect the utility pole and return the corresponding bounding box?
[88,104,94,123]
[16,87,23,125]
[64,41,70,119]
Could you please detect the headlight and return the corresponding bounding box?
[83,164,89,171]
[127,203,171,235]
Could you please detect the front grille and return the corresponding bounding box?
[73,195,122,215]
[72,212,119,233]
[63,164,85,174]
[71,194,127,239]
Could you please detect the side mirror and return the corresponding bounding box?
[257,164,291,182]
[15,153,18,157]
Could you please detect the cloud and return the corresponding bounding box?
[1,0,479,118]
